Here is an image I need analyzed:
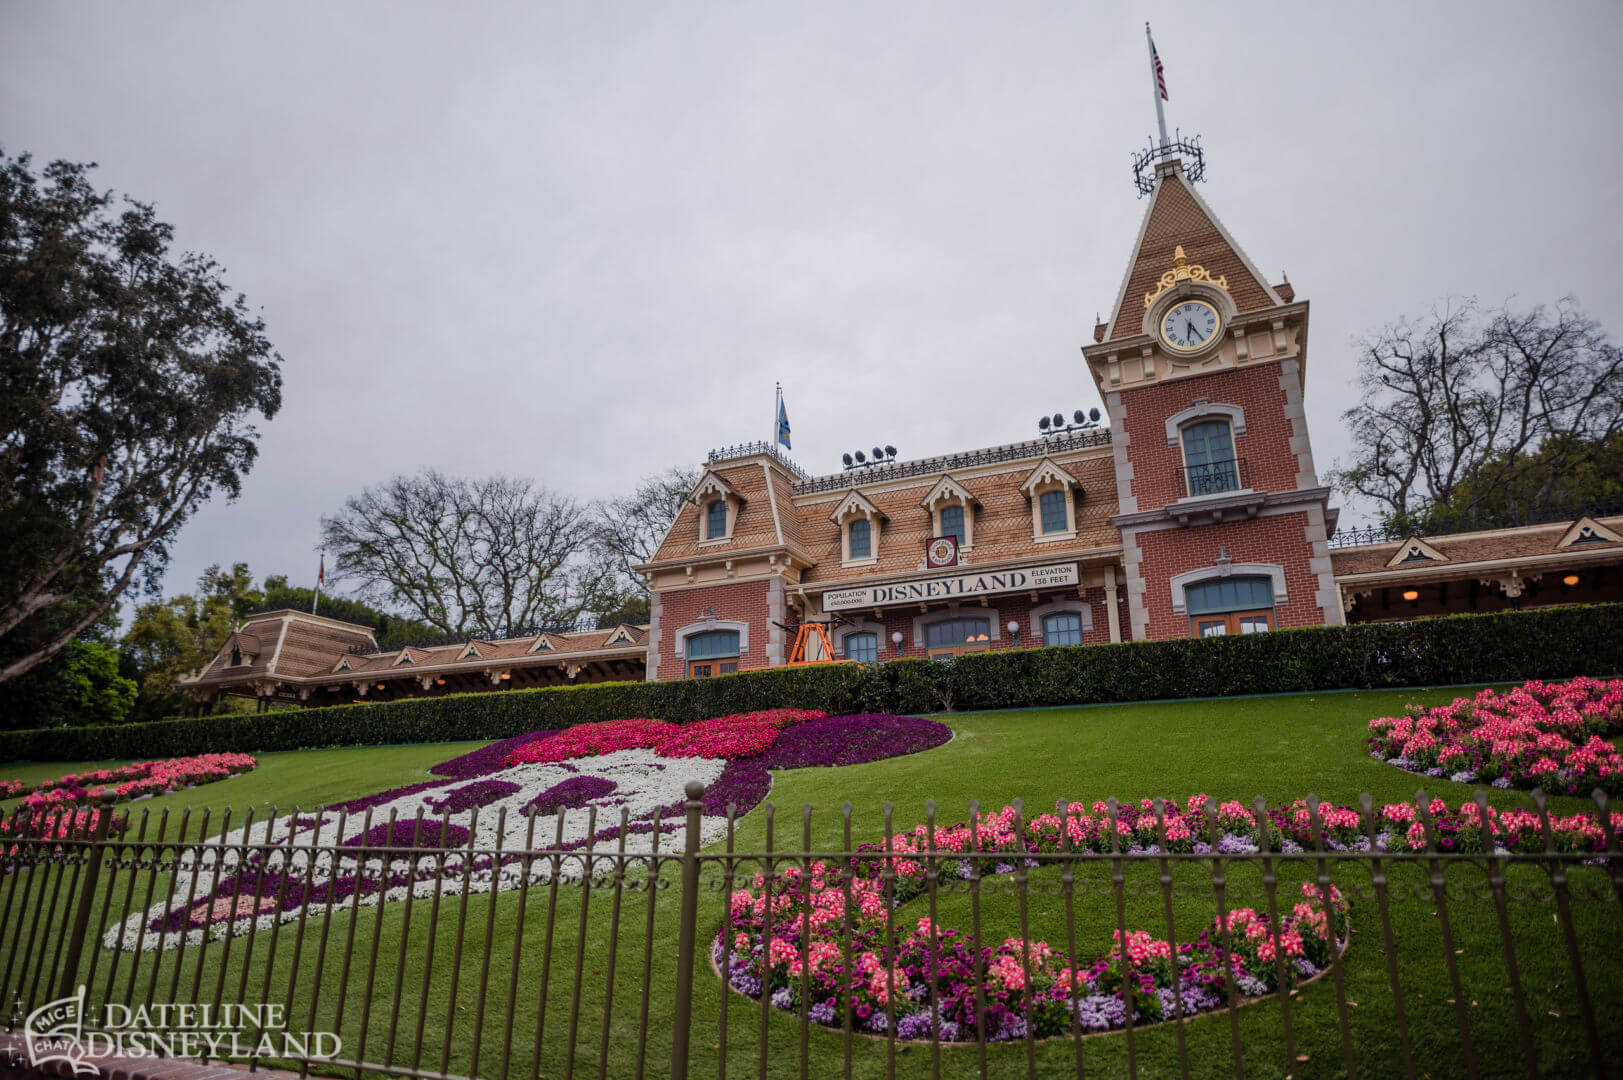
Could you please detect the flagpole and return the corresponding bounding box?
[313,549,323,617]
[774,382,781,449]
[1146,22,1169,148]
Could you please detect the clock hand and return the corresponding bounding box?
[1186,320,1198,340]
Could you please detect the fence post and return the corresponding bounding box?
[58,794,117,1000]
[669,781,705,1080]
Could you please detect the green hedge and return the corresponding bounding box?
[5,603,1621,763]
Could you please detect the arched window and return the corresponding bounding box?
[685,628,740,678]
[1041,611,1084,647]
[924,616,991,654]
[848,518,872,560]
[229,644,243,667]
[939,505,966,547]
[1185,575,1274,637]
[1180,419,1239,496]
[1038,489,1069,534]
[842,632,878,663]
[705,499,728,539]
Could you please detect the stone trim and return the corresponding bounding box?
[1277,358,1319,489]
[834,618,890,657]
[767,578,787,666]
[1122,531,1150,640]
[646,592,662,681]
[1029,598,1095,641]
[1106,392,1138,515]
[1306,504,1345,626]
[673,618,750,660]
[1168,562,1288,616]
[1164,401,1246,445]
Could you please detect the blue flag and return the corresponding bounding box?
[777,397,792,449]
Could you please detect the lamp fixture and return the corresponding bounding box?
[890,631,904,652]
[435,677,446,685]
[1563,574,1580,586]
[843,445,899,470]
[1401,590,1419,602]
[1038,407,1103,437]
[500,672,511,681]
[376,683,386,690]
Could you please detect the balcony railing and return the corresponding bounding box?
[1178,456,1247,499]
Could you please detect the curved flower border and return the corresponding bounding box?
[104,713,952,952]
[714,799,1358,1042]
[1368,677,1623,794]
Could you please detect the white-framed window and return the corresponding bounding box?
[1038,490,1069,534]
[939,505,966,547]
[1041,611,1084,646]
[848,518,872,560]
[842,632,878,663]
[1179,419,1240,497]
[705,499,729,539]
[924,616,991,652]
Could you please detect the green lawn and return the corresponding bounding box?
[4,686,1619,1079]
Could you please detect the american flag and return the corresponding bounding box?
[1150,34,1168,101]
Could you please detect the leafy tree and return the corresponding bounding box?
[0,150,283,685]
[320,471,605,636]
[1330,298,1622,527]
[120,563,261,722]
[0,614,136,730]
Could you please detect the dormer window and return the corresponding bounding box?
[1020,458,1080,541]
[691,469,744,544]
[829,489,884,567]
[229,645,243,667]
[848,518,871,560]
[921,475,979,552]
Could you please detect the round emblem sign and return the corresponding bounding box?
[927,536,959,568]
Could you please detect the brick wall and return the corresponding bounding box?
[1117,364,1304,510]
[1131,512,1328,639]
[831,586,1119,660]
[653,580,773,681]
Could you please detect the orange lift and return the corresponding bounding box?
[784,621,845,665]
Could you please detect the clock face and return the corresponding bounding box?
[1159,299,1221,353]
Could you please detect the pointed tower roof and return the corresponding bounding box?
[1103,161,1282,342]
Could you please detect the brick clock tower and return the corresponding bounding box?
[1082,147,1342,640]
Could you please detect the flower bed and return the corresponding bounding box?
[500,710,830,766]
[1367,677,1623,794]
[106,712,944,951]
[16,753,257,809]
[717,790,1623,1041]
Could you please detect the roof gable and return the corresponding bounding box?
[1104,163,1281,342]
[920,475,978,509]
[1386,536,1449,568]
[603,624,639,647]
[829,489,885,524]
[691,469,744,506]
[1019,457,1080,496]
[1556,516,1622,549]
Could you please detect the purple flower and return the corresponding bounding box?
[522,776,617,816]
[325,778,455,815]
[343,818,470,849]
[430,729,563,778]
[424,779,520,814]
[808,1000,836,1024]
[895,1012,936,1040]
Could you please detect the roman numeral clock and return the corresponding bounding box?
[1158,297,1221,353]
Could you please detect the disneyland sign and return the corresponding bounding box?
[822,561,1080,612]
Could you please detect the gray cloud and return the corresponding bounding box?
[4,1,1621,600]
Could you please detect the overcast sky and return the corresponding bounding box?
[4,2,1622,605]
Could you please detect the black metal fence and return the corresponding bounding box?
[2,787,1619,1080]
